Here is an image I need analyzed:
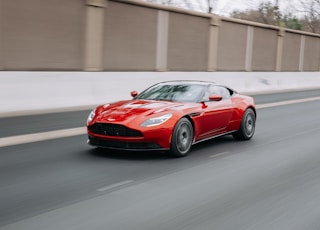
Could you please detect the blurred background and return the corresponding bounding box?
[0,0,319,72]
[1,1,320,230]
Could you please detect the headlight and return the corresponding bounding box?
[87,109,96,125]
[141,114,172,127]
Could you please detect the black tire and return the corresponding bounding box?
[232,108,256,141]
[170,118,194,157]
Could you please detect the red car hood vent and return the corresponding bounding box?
[96,100,182,123]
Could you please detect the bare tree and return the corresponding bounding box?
[144,0,218,14]
[231,1,281,26]
[230,0,320,33]
[207,0,217,13]
[298,0,320,33]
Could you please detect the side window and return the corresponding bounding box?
[201,87,212,102]
[227,87,235,96]
[208,86,231,100]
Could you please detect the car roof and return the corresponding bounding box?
[153,80,238,94]
[156,80,217,86]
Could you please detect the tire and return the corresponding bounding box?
[232,108,256,141]
[170,118,194,157]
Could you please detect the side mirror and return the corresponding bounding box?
[209,95,223,101]
[131,91,138,98]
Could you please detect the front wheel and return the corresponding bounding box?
[170,118,194,157]
[232,108,256,140]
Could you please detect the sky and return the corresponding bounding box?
[213,0,259,15]
[147,0,304,16]
[216,0,308,17]
[200,0,299,15]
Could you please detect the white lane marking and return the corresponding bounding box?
[256,96,320,109]
[96,180,134,192]
[1,96,320,147]
[0,127,86,148]
[210,151,229,158]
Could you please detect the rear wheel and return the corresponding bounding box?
[170,118,193,157]
[232,108,256,140]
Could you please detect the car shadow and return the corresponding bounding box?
[87,147,173,161]
[87,135,238,161]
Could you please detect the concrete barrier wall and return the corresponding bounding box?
[103,1,158,70]
[304,36,320,71]
[0,0,320,72]
[167,12,209,71]
[216,21,247,71]
[252,27,278,71]
[282,32,301,71]
[0,0,85,70]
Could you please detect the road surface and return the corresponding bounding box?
[1,90,320,230]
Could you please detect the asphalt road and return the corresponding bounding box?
[1,89,320,230]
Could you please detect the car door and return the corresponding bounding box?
[200,85,234,137]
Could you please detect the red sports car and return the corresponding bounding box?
[87,81,256,157]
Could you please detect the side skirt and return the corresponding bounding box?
[193,130,237,145]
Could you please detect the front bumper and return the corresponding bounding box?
[87,136,168,151]
[87,122,174,151]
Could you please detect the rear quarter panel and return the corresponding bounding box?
[229,94,256,130]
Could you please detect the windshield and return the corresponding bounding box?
[136,83,206,102]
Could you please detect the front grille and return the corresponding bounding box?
[88,123,143,137]
[88,136,162,150]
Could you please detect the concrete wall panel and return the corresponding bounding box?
[304,36,320,71]
[282,32,300,71]
[252,27,278,71]
[0,0,320,72]
[167,13,209,71]
[1,0,85,70]
[103,1,157,70]
[216,21,247,71]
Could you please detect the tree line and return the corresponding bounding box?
[231,1,320,34]
[144,0,320,34]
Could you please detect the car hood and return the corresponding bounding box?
[95,100,188,123]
